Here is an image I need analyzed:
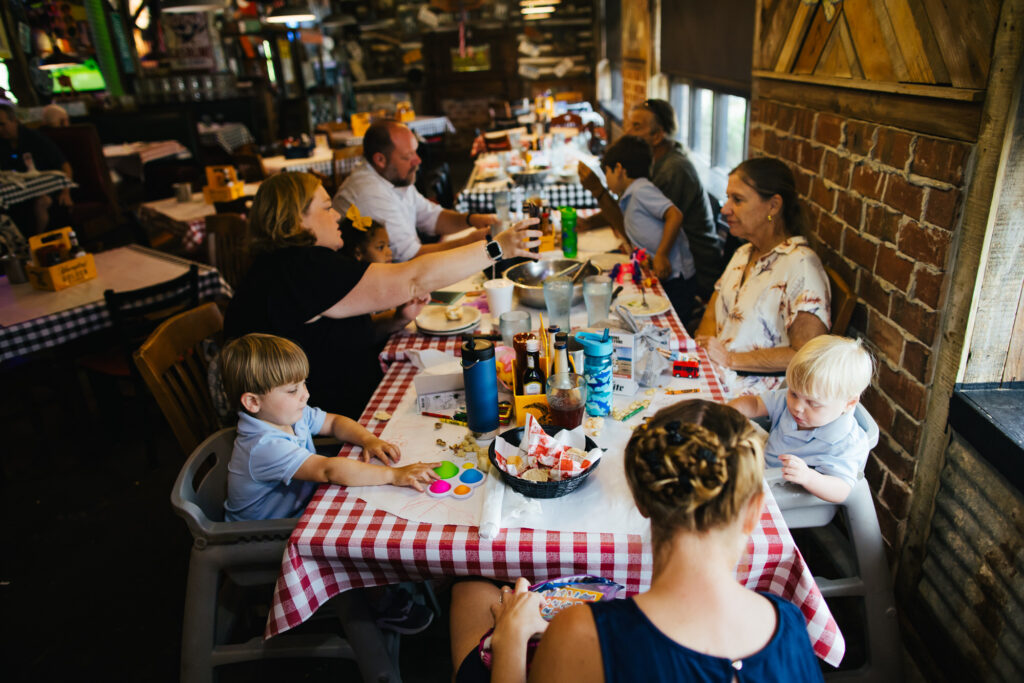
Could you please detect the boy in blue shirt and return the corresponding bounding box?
[601,135,698,323]
[729,335,879,503]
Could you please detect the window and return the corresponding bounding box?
[666,76,750,199]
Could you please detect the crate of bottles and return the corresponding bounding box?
[25,227,96,291]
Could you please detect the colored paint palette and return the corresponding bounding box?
[426,462,486,499]
[434,461,460,479]
[427,480,453,498]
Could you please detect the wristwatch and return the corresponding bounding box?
[485,239,503,262]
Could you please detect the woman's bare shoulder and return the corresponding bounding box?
[529,605,603,683]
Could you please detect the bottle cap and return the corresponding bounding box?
[573,330,613,356]
[525,338,540,352]
[462,337,494,362]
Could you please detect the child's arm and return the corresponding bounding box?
[727,395,768,419]
[293,452,440,491]
[778,454,853,503]
[653,206,683,280]
[319,412,401,464]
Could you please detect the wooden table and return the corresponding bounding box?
[102,141,191,179]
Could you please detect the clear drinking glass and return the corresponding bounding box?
[583,275,613,326]
[499,310,531,347]
[545,372,588,429]
[542,276,573,332]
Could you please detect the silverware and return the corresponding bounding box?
[570,258,592,284]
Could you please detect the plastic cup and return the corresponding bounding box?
[484,278,515,320]
[583,275,613,326]
[546,372,587,429]
[542,276,573,332]
[499,310,532,347]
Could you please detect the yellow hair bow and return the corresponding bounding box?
[346,204,373,231]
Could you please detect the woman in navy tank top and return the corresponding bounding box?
[450,399,824,682]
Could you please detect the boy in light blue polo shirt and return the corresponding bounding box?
[602,135,698,323]
[729,335,878,502]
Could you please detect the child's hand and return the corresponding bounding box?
[653,253,672,280]
[392,462,441,491]
[361,437,401,465]
[779,454,812,485]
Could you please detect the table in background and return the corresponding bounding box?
[137,182,260,252]
[198,122,255,154]
[0,171,74,210]
[0,245,230,364]
[328,116,455,147]
[102,141,191,179]
[261,144,361,177]
[265,279,845,667]
[455,150,599,214]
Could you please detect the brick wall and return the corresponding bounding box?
[623,63,648,122]
[748,98,973,554]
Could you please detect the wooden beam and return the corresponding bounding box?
[881,0,942,83]
[774,1,817,72]
[752,74,983,141]
[843,0,901,81]
[756,0,804,71]
[752,69,984,101]
[836,13,866,79]
[793,3,837,74]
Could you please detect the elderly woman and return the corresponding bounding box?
[694,158,830,374]
[225,172,538,418]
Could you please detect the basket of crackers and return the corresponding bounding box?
[488,413,601,498]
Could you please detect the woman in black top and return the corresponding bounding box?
[225,172,538,418]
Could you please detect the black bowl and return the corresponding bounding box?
[488,425,600,498]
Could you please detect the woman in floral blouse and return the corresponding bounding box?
[694,157,830,373]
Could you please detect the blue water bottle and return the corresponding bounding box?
[573,329,614,417]
[462,336,499,439]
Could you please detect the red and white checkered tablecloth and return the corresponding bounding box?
[265,286,844,666]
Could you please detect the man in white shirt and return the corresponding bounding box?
[333,120,499,261]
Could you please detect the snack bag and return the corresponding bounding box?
[477,576,623,671]
[523,412,569,468]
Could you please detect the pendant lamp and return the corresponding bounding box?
[162,0,230,12]
[264,3,317,24]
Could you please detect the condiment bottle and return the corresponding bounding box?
[513,331,537,394]
[546,324,559,372]
[521,338,545,395]
[555,331,576,373]
[573,329,614,416]
[461,336,499,439]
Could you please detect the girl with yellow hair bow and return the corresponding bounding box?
[341,203,393,264]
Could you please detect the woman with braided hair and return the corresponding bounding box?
[449,400,823,682]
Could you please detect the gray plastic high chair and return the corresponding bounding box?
[171,428,402,683]
[768,406,903,681]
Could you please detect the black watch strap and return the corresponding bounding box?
[485,240,503,262]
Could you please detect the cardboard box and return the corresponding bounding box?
[202,182,246,204]
[25,227,96,291]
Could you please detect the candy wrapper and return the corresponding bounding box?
[493,413,602,481]
[477,575,624,671]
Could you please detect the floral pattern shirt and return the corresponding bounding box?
[714,236,830,353]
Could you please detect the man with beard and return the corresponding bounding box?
[334,120,498,261]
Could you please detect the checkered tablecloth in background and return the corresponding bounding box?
[0,172,74,209]
[455,181,598,214]
[265,283,844,666]
[198,123,255,153]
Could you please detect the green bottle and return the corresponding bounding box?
[560,206,577,258]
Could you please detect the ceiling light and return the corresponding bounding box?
[522,6,555,14]
[265,4,317,24]
[162,0,229,13]
[523,13,551,20]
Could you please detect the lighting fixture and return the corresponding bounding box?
[523,13,551,20]
[522,6,555,14]
[265,4,317,24]
[521,0,560,5]
[162,0,230,13]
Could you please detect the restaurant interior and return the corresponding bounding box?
[1,0,1022,681]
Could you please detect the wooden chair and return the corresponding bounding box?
[204,214,251,290]
[332,145,363,190]
[826,266,855,335]
[134,302,224,457]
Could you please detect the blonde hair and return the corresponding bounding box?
[625,400,764,551]
[786,335,874,402]
[247,172,322,252]
[220,334,309,412]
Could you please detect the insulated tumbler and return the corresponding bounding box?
[461,336,499,438]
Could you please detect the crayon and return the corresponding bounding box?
[422,412,469,427]
[664,388,700,395]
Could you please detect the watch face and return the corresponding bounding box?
[486,241,502,260]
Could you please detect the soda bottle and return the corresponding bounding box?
[560,207,577,259]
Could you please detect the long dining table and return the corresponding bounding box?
[264,249,845,667]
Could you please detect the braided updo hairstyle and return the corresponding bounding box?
[625,400,764,547]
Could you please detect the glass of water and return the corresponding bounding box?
[499,310,532,347]
[542,276,573,332]
[583,275,613,326]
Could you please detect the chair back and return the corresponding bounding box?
[104,264,201,357]
[213,195,253,215]
[232,153,267,182]
[826,266,855,335]
[204,214,251,289]
[134,302,224,456]
[333,145,362,190]
[41,123,118,212]
[428,162,454,209]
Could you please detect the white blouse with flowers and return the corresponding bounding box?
[713,236,830,353]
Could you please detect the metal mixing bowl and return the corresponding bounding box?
[502,258,603,308]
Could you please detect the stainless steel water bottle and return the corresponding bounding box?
[462,336,499,439]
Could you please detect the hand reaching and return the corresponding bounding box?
[653,253,672,280]
[392,462,441,492]
[490,578,549,648]
[360,436,401,464]
[495,217,542,259]
[397,294,431,323]
[577,161,605,197]
[699,336,732,368]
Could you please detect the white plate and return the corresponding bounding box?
[415,305,482,335]
[618,293,671,317]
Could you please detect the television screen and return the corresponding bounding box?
[50,58,107,94]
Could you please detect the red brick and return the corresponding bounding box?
[903,339,932,383]
[817,211,843,247]
[844,120,877,156]
[843,228,878,270]
[836,193,863,228]
[862,386,895,433]
[748,126,765,153]
[865,453,886,493]
[822,150,852,188]
[793,108,816,139]
[878,363,927,420]
[890,409,922,454]
[779,136,801,164]
[883,175,925,218]
[898,222,951,269]
[815,113,844,147]
[776,104,797,133]
[749,100,763,124]
[913,267,945,309]
[863,204,902,243]
[852,163,886,200]
[759,100,779,125]
[858,273,893,315]
[826,254,858,294]
[891,292,938,344]
[912,136,969,184]
[880,474,913,518]
[875,244,914,291]
[867,309,903,357]
[802,141,825,172]
[874,501,902,551]
[763,128,781,156]
[874,436,916,482]
[849,301,868,335]
[873,128,913,170]
[794,168,813,197]
[810,177,837,212]
[925,187,961,230]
